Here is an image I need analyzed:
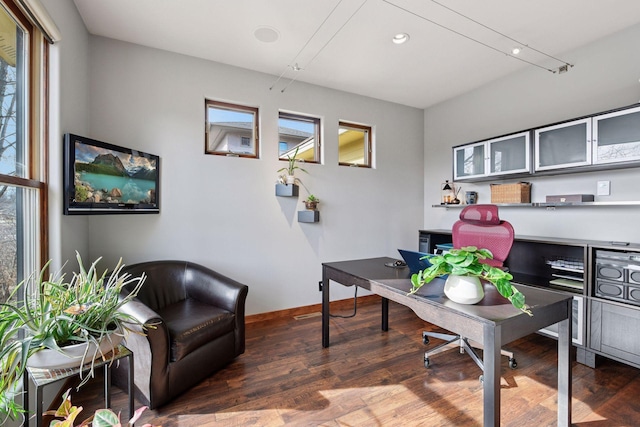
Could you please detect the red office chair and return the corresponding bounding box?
[422,204,517,372]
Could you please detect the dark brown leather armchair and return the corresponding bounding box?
[116,260,248,409]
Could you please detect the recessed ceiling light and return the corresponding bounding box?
[511,47,522,55]
[392,33,410,45]
[254,26,280,43]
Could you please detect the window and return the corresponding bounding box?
[205,99,259,158]
[278,112,320,163]
[0,0,49,303]
[339,121,372,167]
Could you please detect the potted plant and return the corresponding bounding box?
[277,146,307,185]
[303,194,319,210]
[409,246,532,315]
[45,388,158,427]
[0,252,147,421]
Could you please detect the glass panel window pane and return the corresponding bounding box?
[278,112,320,163]
[0,5,26,178]
[205,100,259,158]
[339,122,371,167]
[0,185,38,303]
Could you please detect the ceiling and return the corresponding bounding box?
[72,0,640,109]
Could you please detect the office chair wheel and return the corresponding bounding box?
[424,356,430,368]
[509,358,517,369]
[422,335,429,345]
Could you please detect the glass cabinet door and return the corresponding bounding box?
[453,141,486,180]
[593,106,640,164]
[535,118,592,171]
[487,131,530,176]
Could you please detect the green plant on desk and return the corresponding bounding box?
[409,246,532,315]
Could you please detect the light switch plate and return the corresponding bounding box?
[597,180,610,196]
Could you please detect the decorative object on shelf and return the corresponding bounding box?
[546,194,594,203]
[465,191,477,204]
[441,180,458,204]
[277,145,307,185]
[408,246,532,315]
[45,388,158,427]
[0,253,147,420]
[490,182,531,203]
[303,194,319,210]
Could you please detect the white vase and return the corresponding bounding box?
[27,333,123,369]
[443,275,484,305]
[286,175,295,185]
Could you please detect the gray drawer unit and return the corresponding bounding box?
[594,250,640,305]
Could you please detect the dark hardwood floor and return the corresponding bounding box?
[63,297,640,426]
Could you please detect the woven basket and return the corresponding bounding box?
[490,182,531,203]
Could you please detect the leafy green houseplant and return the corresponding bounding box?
[0,253,147,421]
[409,246,532,315]
[303,194,319,210]
[277,146,307,184]
[45,388,158,427]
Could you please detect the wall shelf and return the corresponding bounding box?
[432,201,640,208]
[298,210,319,223]
[275,183,299,197]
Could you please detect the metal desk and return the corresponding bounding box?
[24,345,134,427]
[322,257,572,427]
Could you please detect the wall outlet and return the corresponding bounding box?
[597,180,610,196]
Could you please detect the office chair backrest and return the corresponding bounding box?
[452,204,514,267]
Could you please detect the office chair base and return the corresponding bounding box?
[422,331,517,372]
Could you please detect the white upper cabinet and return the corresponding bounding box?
[593,105,640,165]
[535,118,592,171]
[454,132,530,180]
[488,132,530,176]
[454,141,485,180]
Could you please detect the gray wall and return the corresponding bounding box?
[424,23,640,243]
[44,0,90,272]
[83,37,424,315]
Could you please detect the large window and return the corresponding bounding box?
[339,121,372,167]
[205,99,259,158]
[278,112,320,163]
[0,0,49,303]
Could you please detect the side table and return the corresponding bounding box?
[23,345,134,427]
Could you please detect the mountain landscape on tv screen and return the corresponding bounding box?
[74,151,157,205]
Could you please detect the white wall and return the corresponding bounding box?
[83,37,424,315]
[424,23,640,243]
[43,0,91,272]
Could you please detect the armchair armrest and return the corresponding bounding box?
[184,264,249,314]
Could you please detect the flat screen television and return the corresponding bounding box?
[63,133,160,215]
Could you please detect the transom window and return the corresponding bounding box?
[339,121,372,167]
[205,99,259,158]
[278,112,320,164]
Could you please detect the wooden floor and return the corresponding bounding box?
[65,297,640,426]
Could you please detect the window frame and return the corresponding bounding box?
[0,0,49,297]
[278,111,321,164]
[338,121,372,168]
[205,99,259,158]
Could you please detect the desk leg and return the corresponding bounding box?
[557,304,572,427]
[381,297,388,331]
[322,268,330,348]
[483,324,500,427]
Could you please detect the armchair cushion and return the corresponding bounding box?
[158,298,235,362]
